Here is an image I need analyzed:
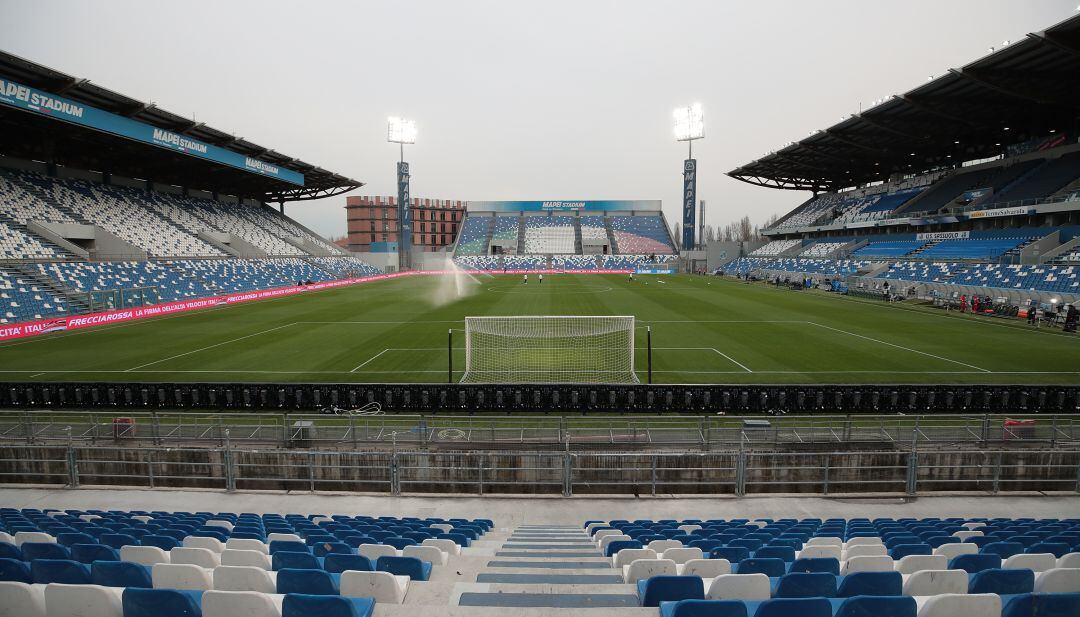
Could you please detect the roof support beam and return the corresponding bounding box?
[894,95,979,128]
[1027,31,1080,58]
[798,143,851,164]
[823,129,888,154]
[855,113,930,142]
[54,78,88,95]
[948,68,1080,109]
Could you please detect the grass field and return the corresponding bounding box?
[0,273,1077,385]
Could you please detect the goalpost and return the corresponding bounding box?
[460,316,638,384]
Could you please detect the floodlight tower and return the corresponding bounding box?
[387,116,417,271]
[673,103,704,252]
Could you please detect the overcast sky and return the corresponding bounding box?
[2,0,1077,239]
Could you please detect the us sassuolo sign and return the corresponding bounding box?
[0,78,304,186]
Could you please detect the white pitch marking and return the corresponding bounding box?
[124,322,297,372]
[710,348,753,373]
[350,349,390,373]
[1,369,1077,376]
[807,321,991,373]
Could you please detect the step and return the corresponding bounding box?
[453,583,638,608]
[376,606,655,617]
[476,573,624,584]
[487,560,616,569]
[495,551,605,558]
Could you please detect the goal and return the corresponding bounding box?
[460,316,638,384]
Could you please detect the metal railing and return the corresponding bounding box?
[2,411,1076,451]
[1,444,1076,496]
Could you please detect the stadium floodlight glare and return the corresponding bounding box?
[672,103,704,141]
[387,116,417,145]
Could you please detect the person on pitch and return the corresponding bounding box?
[538,273,543,284]
[523,274,528,284]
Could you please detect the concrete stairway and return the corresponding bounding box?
[375,524,653,616]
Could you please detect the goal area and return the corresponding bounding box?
[460,316,638,384]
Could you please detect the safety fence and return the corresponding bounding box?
[0,444,1077,496]
[1,411,1077,451]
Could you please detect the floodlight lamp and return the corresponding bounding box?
[673,103,704,141]
[387,117,417,144]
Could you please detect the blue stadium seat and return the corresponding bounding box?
[659,599,747,617]
[57,532,96,547]
[788,557,839,575]
[736,558,786,577]
[731,539,763,552]
[1029,542,1070,557]
[689,539,724,552]
[606,540,643,557]
[282,594,376,617]
[638,575,705,607]
[1000,592,1080,617]
[949,553,1001,573]
[382,537,415,551]
[376,556,431,581]
[270,541,311,555]
[437,532,469,547]
[99,533,138,549]
[277,568,341,595]
[323,554,373,574]
[833,595,916,617]
[0,542,20,560]
[837,571,902,597]
[888,544,931,560]
[141,534,180,551]
[773,572,837,598]
[0,558,31,583]
[752,597,833,617]
[711,547,750,563]
[122,588,204,617]
[968,568,1035,594]
[31,559,92,584]
[70,543,120,564]
[273,551,323,571]
[981,542,1025,559]
[21,542,70,561]
[91,560,153,588]
[754,546,795,562]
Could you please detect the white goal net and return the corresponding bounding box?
[461,315,638,384]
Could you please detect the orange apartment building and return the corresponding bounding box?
[345,196,466,254]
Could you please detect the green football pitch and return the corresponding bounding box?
[0,274,1077,384]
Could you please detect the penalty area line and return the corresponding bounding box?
[806,321,991,373]
[710,348,752,373]
[350,349,390,373]
[125,322,298,372]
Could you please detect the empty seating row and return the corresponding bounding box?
[523,216,576,254]
[0,255,381,325]
[749,240,801,257]
[0,581,378,617]
[0,167,340,259]
[611,215,677,254]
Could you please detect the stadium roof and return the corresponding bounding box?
[728,13,1080,193]
[0,50,362,202]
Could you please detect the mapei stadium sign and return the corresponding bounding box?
[0,79,303,186]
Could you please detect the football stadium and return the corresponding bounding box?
[1,3,1080,617]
